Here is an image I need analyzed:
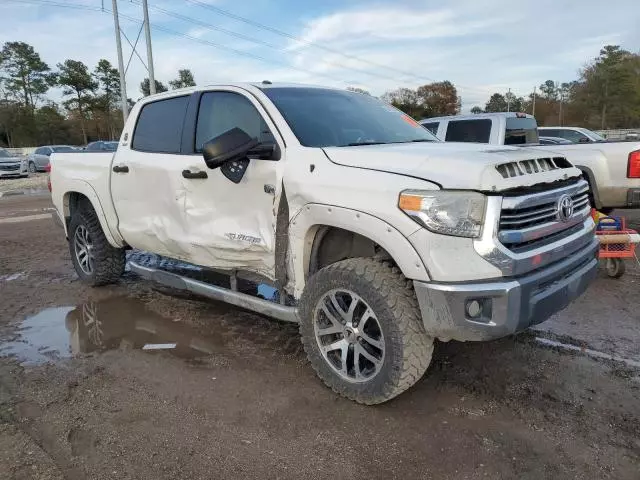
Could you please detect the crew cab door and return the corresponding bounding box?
[179,88,283,278]
[110,94,194,258]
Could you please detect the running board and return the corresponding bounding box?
[128,261,299,323]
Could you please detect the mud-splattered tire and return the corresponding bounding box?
[68,205,125,286]
[299,257,433,405]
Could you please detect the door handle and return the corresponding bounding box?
[112,165,129,173]
[182,170,208,179]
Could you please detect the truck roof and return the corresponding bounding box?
[141,82,337,100]
[419,112,534,124]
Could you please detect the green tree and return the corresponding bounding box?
[57,59,97,145]
[0,41,55,109]
[484,93,508,112]
[169,69,196,89]
[381,87,426,119]
[93,59,121,139]
[35,103,69,145]
[416,81,459,117]
[140,78,168,97]
[470,106,483,114]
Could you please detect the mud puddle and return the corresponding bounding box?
[0,297,225,365]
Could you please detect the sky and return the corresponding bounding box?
[2,0,639,111]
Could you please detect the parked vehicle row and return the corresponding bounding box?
[419,112,640,211]
[51,83,597,404]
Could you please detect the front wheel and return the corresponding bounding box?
[28,162,37,173]
[299,258,434,404]
[68,206,125,286]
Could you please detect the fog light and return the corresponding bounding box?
[466,300,482,318]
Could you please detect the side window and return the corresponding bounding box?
[445,119,492,143]
[562,130,586,143]
[542,129,559,138]
[132,96,189,153]
[195,91,274,152]
[421,122,439,136]
[34,147,43,155]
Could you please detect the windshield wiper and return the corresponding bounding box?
[339,141,388,147]
[408,139,435,143]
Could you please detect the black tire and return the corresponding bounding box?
[68,204,125,286]
[299,257,433,405]
[605,258,625,278]
[28,162,37,174]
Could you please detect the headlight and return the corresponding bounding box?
[399,190,486,238]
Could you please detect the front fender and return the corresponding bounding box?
[60,180,125,248]
[288,204,430,297]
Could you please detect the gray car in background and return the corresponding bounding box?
[27,145,76,172]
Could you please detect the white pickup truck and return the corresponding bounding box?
[51,83,598,404]
[420,112,640,212]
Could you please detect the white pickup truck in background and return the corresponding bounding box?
[50,84,597,404]
[420,112,640,212]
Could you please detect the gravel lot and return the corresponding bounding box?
[0,193,639,479]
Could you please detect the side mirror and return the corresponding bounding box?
[578,137,590,143]
[202,128,259,169]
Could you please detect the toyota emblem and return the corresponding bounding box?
[557,194,574,222]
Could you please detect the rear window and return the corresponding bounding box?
[445,119,492,143]
[52,146,74,153]
[505,117,539,145]
[132,96,189,153]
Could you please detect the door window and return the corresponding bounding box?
[421,122,440,136]
[445,119,492,143]
[132,96,189,153]
[559,129,588,143]
[195,91,275,152]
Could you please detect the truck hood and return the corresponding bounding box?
[322,142,583,191]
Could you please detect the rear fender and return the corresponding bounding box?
[61,180,125,247]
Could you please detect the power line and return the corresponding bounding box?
[183,0,438,85]
[129,0,406,84]
[4,0,102,11]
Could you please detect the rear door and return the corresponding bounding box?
[179,88,283,277]
[110,94,193,258]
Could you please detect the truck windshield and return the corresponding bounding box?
[505,117,539,145]
[261,87,438,147]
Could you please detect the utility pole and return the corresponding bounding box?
[142,0,156,95]
[111,0,128,121]
[532,86,536,117]
[507,88,511,112]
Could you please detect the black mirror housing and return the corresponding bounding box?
[202,128,259,169]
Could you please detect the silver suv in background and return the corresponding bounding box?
[538,127,607,144]
[27,145,76,173]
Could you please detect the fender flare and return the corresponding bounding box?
[288,204,430,297]
[61,180,125,247]
[577,165,602,209]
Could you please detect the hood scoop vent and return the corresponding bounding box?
[496,157,572,179]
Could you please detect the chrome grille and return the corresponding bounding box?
[495,157,572,179]
[0,164,20,171]
[498,180,591,252]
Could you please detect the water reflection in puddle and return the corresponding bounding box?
[1,298,222,365]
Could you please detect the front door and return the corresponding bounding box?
[180,88,284,279]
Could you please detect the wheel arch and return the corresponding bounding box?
[577,165,603,209]
[288,204,430,297]
[61,183,124,248]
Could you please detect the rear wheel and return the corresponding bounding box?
[28,162,36,173]
[299,257,433,405]
[68,205,125,286]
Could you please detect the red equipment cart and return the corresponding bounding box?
[593,211,638,278]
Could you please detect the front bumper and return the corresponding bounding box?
[414,238,598,342]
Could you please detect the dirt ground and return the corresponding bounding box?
[0,192,639,480]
